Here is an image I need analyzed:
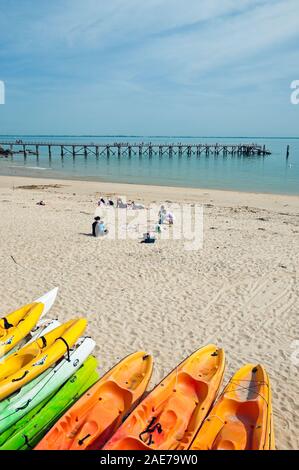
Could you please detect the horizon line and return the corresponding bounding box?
[0,134,299,140]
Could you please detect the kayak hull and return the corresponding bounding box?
[105,344,225,451]
[0,336,95,434]
[2,356,99,450]
[35,351,153,450]
[190,364,274,450]
[0,288,58,358]
[0,318,87,400]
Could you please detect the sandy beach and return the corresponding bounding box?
[0,174,298,450]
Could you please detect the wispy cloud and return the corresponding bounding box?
[0,0,298,134]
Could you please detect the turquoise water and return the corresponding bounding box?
[0,136,298,195]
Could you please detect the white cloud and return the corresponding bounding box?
[1,0,298,135]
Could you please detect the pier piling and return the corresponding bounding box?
[0,140,272,160]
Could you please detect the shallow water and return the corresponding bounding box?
[0,136,298,194]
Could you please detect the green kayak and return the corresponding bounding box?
[0,355,98,450]
[0,394,54,446]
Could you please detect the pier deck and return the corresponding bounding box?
[0,141,272,158]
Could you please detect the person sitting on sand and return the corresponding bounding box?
[116,197,127,208]
[92,216,101,237]
[98,220,109,236]
[141,232,156,244]
[131,201,145,210]
[166,211,174,225]
[37,200,46,206]
[98,198,106,206]
[158,205,166,224]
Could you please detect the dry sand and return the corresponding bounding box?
[0,174,298,449]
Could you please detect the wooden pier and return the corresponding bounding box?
[0,141,272,158]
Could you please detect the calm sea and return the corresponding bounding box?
[0,136,298,195]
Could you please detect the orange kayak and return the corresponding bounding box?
[35,351,153,450]
[104,344,225,450]
[190,364,275,450]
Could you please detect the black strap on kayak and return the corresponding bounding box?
[40,335,47,348]
[78,434,91,446]
[139,417,163,446]
[12,370,29,382]
[23,434,33,449]
[55,337,71,362]
[2,317,13,329]
[16,399,31,411]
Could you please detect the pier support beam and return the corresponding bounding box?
[0,140,272,160]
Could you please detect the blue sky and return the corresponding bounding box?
[0,0,298,136]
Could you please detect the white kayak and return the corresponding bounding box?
[35,287,59,318]
[0,336,96,434]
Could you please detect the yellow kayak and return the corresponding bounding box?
[0,318,87,401]
[190,364,275,450]
[0,288,58,358]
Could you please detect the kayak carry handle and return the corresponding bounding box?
[12,370,29,382]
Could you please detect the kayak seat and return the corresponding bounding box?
[211,399,261,450]
[123,372,210,449]
[100,380,134,410]
[49,380,134,450]
[0,354,36,381]
[177,371,209,401]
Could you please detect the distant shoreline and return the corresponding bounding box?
[0,174,298,213]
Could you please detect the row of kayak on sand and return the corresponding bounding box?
[0,289,275,450]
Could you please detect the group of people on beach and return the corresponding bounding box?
[92,197,174,241]
[97,197,145,210]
